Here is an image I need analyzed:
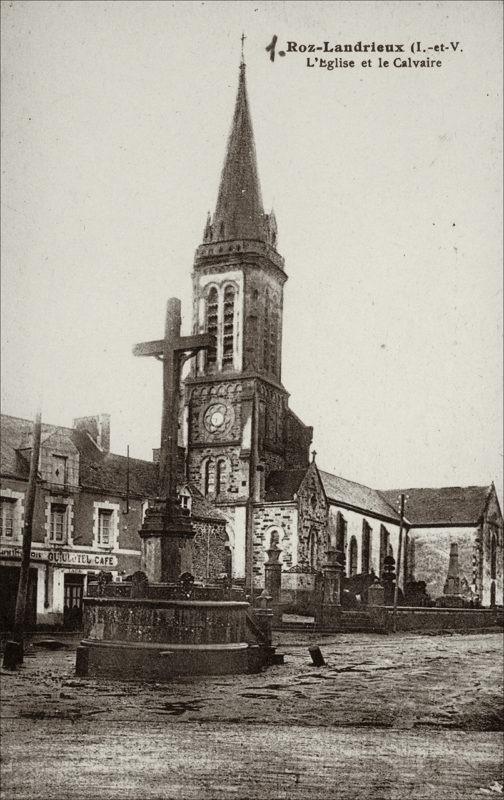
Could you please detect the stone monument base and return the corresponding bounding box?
[75,582,282,680]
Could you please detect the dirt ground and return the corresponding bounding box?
[1,631,503,799]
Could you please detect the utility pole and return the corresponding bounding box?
[4,411,42,669]
[392,492,406,632]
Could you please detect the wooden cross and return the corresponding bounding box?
[133,298,214,502]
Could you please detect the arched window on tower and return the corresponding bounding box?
[206,288,218,369]
[215,459,226,496]
[490,533,497,579]
[269,311,278,376]
[263,292,270,372]
[202,459,213,496]
[222,285,236,370]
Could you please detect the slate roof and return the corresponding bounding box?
[212,63,265,243]
[379,485,493,526]
[1,415,229,524]
[319,470,401,522]
[1,414,158,498]
[265,469,309,502]
[185,486,227,523]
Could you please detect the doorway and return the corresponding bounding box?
[0,565,38,630]
[63,574,84,629]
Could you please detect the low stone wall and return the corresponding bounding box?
[373,606,504,632]
[83,597,250,645]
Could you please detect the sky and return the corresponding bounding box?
[1,0,502,498]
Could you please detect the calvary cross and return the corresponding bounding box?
[133,297,214,502]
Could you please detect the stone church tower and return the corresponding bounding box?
[182,61,313,587]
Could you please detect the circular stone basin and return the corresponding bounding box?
[78,596,272,678]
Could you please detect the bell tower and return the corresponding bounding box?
[183,58,312,583]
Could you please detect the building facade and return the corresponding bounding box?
[0,414,229,628]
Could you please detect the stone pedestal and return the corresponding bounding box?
[264,543,282,623]
[140,498,195,583]
[367,579,385,607]
[317,546,345,628]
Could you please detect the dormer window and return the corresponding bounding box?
[52,455,67,486]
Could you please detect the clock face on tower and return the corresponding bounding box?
[203,401,234,435]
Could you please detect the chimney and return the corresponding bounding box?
[73,414,111,453]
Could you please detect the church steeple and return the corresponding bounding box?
[206,61,272,245]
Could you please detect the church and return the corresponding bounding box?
[176,59,503,607]
[1,59,502,622]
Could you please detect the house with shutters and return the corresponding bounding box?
[0,413,229,629]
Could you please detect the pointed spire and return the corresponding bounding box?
[211,56,267,243]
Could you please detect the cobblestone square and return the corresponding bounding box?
[1,631,502,799]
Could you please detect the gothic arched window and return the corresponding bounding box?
[206,288,218,369]
[490,534,497,579]
[349,536,358,577]
[203,459,213,496]
[222,285,235,370]
[361,520,372,574]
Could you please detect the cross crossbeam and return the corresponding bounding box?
[132,333,214,359]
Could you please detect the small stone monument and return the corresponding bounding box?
[316,545,345,627]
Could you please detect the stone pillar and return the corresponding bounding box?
[264,543,282,604]
[443,542,461,595]
[317,546,344,627]
[382,555,396,606]
[139,498,195,584]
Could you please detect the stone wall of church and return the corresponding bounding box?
[252,503,298,587]
[327,505,401,579]
[480,491,503,606]
[243,266,284,382]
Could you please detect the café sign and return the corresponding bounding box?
[0,546,118,568]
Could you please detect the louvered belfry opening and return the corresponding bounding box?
[222,286,235,370]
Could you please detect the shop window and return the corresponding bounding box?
[50,504,67,543]
[0,499,15,538]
